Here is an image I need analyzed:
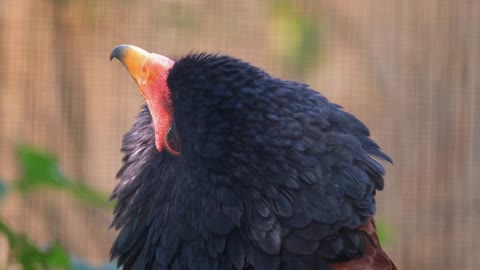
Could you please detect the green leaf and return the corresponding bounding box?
[15,145,71,192]
[1,145,116,268]
[0,179,7,201]
[68,182,114,209]
[13,144,113,209]
[270,0,325,74]
[44,242,71,268]
[376,218,394,246]
[0,220,71,269]
[0,220,16,246]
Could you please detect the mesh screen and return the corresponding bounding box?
[0,1,479,269]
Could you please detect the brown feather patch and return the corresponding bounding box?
[329,217,397,270]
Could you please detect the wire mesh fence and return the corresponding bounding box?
[0,1,479,269]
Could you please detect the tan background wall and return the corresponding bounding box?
[0,1,479,269]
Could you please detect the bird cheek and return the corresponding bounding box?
[140,81,178,156]
[142,89,172,154]
[137,57,177,155]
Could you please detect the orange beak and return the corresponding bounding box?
[110,44,178,155]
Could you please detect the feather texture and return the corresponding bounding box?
[110,52,396,269]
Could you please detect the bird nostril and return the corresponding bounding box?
[140,66,149,84]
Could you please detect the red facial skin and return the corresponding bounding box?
[137,54,179,155]
[111,45,179,155]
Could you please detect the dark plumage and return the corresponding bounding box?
[110,46,396,270]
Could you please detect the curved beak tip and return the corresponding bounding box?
[110,44,152,84]
[110,44,130,61]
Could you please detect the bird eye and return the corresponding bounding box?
[165,126,181,155]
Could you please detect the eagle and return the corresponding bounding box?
[109,44,396,270]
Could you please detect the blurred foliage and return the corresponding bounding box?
[270,0,326,74]
[376,218,394,247]
[0,145,393,269]
[15,145,113,209]
[0,180,6,201]
[0,145,118,269]
[0,222,71,270]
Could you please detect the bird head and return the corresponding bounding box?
[111,44,276,165]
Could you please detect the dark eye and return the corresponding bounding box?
[165,125,181,154]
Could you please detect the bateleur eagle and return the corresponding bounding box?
[109,44,396,270]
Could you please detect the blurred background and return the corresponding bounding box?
[0,0,479,269]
